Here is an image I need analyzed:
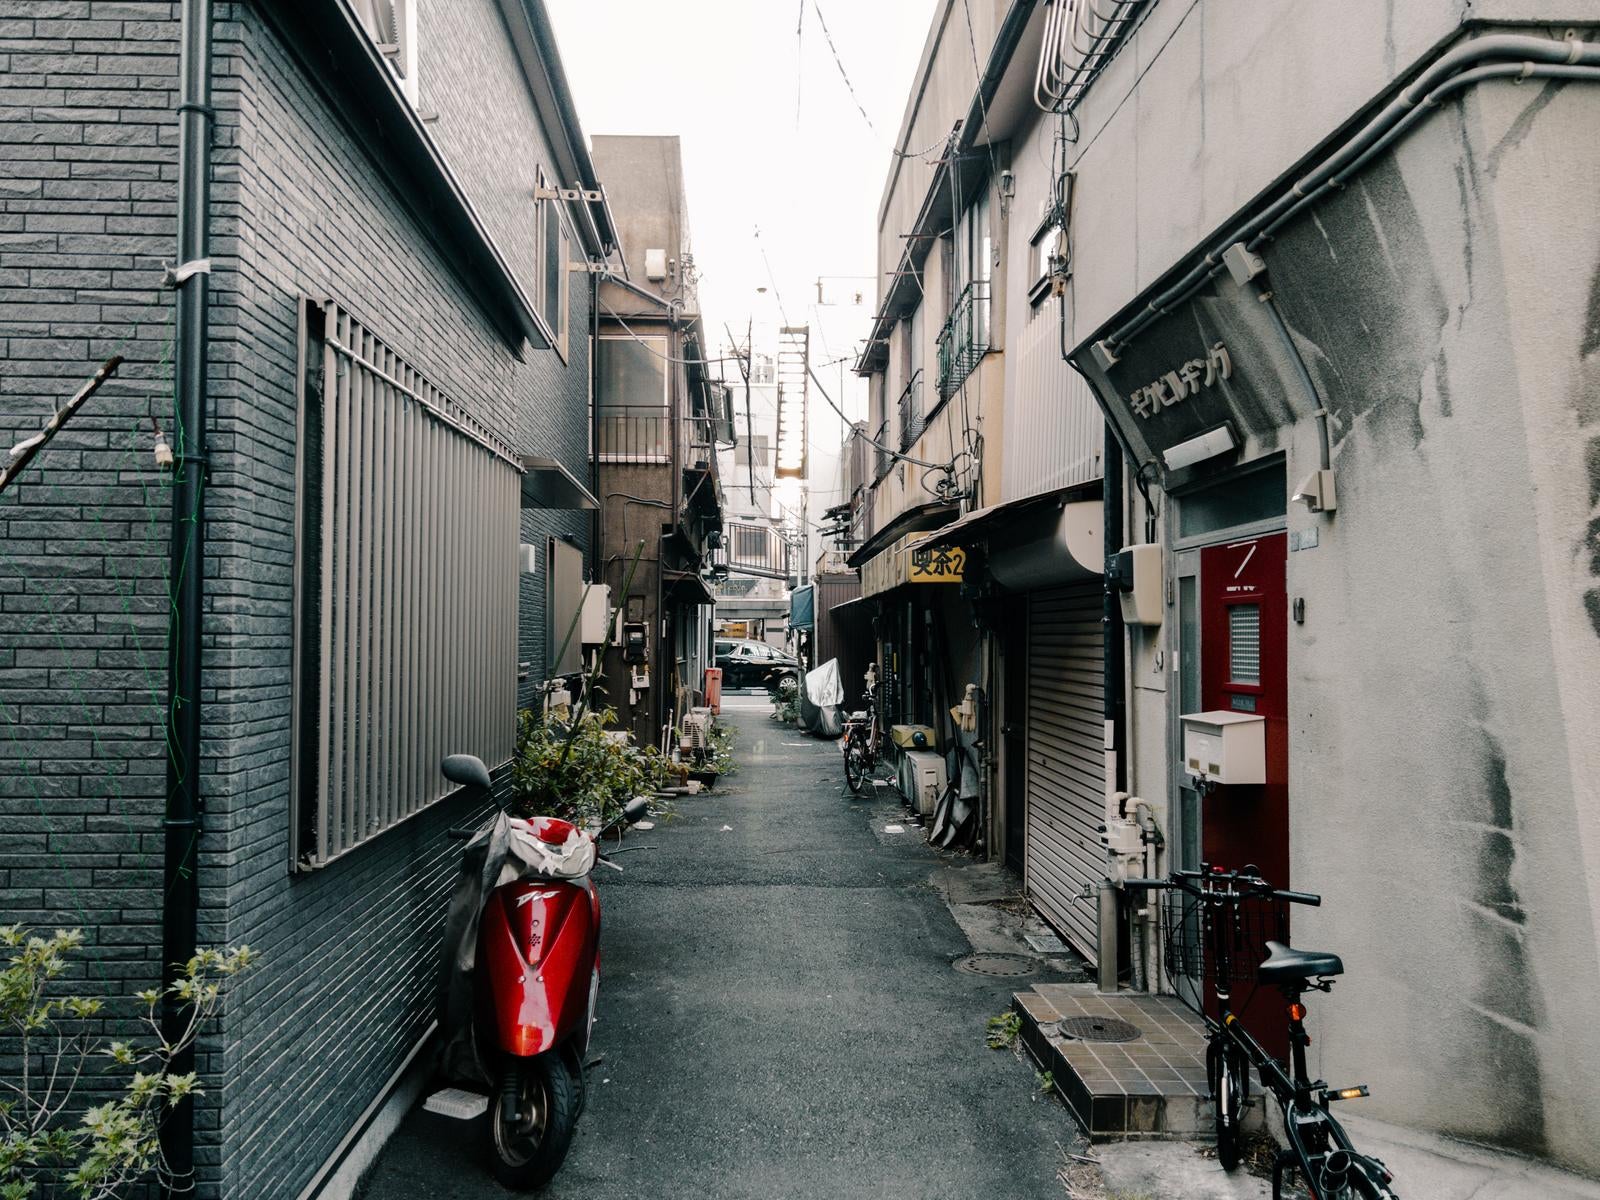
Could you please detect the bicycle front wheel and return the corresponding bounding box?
[1208,1039,1249,1171]
[844,740,865,794]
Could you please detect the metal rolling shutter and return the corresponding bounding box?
[1025,583,1106,957]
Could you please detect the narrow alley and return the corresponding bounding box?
[358,696,1082,1200]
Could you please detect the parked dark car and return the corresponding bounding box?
[715,638,800,689]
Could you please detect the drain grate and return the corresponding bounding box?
[953,953,1038,978]
[1056,1015,1141,1043]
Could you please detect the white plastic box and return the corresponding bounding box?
[1179,711,1265,785]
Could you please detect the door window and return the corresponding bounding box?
[1228,604,1261,686]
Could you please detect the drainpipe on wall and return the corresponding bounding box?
[1097,425,1126,993]
[162,0,212,1192]
[589,269,601,573]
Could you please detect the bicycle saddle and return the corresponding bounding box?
[1258,940,1344,985]
[846,711,868,722]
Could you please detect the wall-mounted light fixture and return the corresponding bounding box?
[1292,468,1337,513]
[1161,424,1237,472]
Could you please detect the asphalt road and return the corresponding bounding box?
[358,695,1077,1199]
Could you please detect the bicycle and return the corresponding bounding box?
[841,668,884,796]
[1126,866,1400,1200]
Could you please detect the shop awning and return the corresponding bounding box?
[789,584,815,629]
[845,500,958,569]
[520,455,598,510]
[828,595,873,619]
[914,486,1104,591]
[912,490,1068,549]
[662,570,716,607]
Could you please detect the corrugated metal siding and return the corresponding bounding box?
[1002,309,1103,502]
[813,572,863,672]
[1025,582,1106,957]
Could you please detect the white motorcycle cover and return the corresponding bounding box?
[799,658,846,737]
[436,812,597,1084]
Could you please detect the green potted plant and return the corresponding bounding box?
[510,707,658,831]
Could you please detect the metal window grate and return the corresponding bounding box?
[1228,603,1260,686]
[291,300,519,870]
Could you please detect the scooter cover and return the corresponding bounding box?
[436,812,597,1084]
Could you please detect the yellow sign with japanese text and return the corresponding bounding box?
[908,543,965,583]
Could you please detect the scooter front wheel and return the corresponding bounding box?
[488,1053,578,1191]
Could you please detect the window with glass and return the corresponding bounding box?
[937,185,993,398]
[535,168,569,353]
[596,336,669,460]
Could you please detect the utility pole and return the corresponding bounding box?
[745,317,754,506]
[162,0,212,1191]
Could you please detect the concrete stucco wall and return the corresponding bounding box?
[1070,20,1600,1171]
[1271,73,1600,1173]
[1061,0,1488,350]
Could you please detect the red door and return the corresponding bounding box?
[1198,533,1288,885]
[1199,534,1289,1052]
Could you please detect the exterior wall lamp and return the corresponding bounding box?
[1293,468,1337,513]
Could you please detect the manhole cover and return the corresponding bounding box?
[953,953,1038,978]
[1056,1016,1141,1043]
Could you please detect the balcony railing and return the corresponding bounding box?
[597,404,670,462]
[873,419,892,480]
[725,519,789,579]
[897,370,924,452]
[684,413,718,470]
[936,278,991,399]
[596,406,724,470]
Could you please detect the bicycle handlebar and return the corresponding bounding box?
[1271,888,1321,907]
[1123,872,1321,907]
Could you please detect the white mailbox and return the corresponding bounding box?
[1180,711,1265,785]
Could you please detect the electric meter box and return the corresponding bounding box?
[1180,711,1266,785]
[1116,544,1163,626]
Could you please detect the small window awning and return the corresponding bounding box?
[914,485,1104,591]
[520,455,598,510]
[662,569,716,608]
[911,492,1064,549]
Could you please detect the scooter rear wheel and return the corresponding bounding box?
[489,1053,578,1191]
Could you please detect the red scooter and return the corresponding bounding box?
[439,753,649,1190]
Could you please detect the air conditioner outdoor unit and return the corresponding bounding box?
[899,750,947,819]
[681,708,714,752]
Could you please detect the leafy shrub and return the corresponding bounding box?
[1,927,253,1199]
[706,723,738,776]
[510,707,660,829]
[769,673,800,724]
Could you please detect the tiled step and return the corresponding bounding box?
[1014,982,1214,1141]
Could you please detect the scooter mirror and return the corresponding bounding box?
[622,796,651,826]
[440,753,493,793]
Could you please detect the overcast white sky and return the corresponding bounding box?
[545,0,939,510]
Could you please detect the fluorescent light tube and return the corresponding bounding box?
[1162,425,1237,471]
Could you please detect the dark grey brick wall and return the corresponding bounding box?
[2,1,597,1195]
[0,0,194,1170]
[212,4,597,1195]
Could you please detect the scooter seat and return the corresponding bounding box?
[1258,940,1344,985]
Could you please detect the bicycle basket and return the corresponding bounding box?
[1160,888,1292,986]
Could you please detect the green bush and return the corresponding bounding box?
[706,723,738,776]
[769,673,800,724]
[1,927,253,1200]
[510,707,661,829]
